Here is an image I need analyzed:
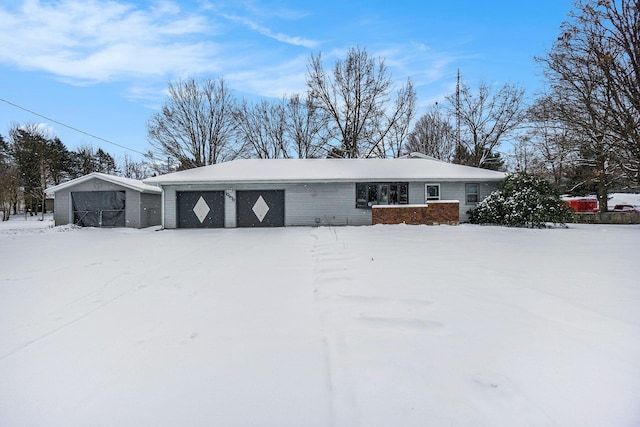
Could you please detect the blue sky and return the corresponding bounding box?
[0,0,574,161]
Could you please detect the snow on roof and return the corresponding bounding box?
[144,158,506,185]
[46,172,162,195]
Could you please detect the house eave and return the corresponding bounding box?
[46,172,162,195]
[151,176,505,187]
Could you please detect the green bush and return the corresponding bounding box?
[469,172,574,227]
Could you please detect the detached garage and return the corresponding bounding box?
[46,173,162,228]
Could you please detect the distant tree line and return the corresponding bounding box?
[0,123,151,220]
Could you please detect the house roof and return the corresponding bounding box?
[46,172,162,195]
[143,158,506,186]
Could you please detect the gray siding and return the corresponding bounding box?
[140,192,162,228]
[390,181,497,222]
[439,181,499,222]
[53,190,71,226]
[52,177,161,228]
[126,191,142,228]
[164,187,177,229]
[163,182,370,228]
[408,182,425,204]
[161,180,501,228]
[224,190,236,228]
[285,183,371,226]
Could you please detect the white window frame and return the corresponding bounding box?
[425,184,440,201]
[466,183,479,204]
[356,182,409,208]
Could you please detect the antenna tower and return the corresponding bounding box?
[455,69,462,164]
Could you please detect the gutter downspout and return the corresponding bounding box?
[160,187,165,229]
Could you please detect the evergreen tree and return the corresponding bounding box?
[71,145,117,177]
[45,137,74,185]
[469,172,573,228]
[9,124,75,216]
[0,135,20,220]
[10,126,50,215]
[95,148,117,174]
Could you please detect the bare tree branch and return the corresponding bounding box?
[445,78,526,169]
[306,47,415,158]
[147,76,240,169]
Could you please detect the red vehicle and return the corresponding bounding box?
[612,204,640,213]
[565,198,599,213]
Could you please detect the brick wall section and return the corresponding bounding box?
[572,212,640,224]
[372,202,460,225]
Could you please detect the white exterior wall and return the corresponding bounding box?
[163,182,371,228]
[163,187,177,228]
[224,190,236,228]
[285,183,371,226]
[407,181,500,223]
[161,180,500,228]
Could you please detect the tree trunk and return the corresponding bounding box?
[596,166,609,213]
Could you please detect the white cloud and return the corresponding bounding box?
[227,55,310,99]
[0,0,220,84]
[0,0,461,113]
[20,122,56,137]
[237,0,309,21]
[221,13,318,49]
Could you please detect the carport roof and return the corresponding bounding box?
[46,172,162,195]
[144,158,506,185]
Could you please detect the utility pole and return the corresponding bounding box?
[454,69,462,164]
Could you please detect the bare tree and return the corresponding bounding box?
[404,104,455,161]
[385,78,417,158]
[118,153,153,180]
[147,76,240,169]
[445,78,526,168]
[509,135,538,174]
[538,0,639,209]
[284,94,332,158]
[525,95,580,190]
[235,99,288,159]
[306,47,416,158]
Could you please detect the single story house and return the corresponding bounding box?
[143,157,505,228]
[46,172,162,228]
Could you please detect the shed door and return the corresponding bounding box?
[236,190,284,227]
[177,191,225,228]
[72,191,126,227]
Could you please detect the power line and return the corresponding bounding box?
[0,97,149,157]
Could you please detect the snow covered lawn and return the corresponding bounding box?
[1,219,639,426]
